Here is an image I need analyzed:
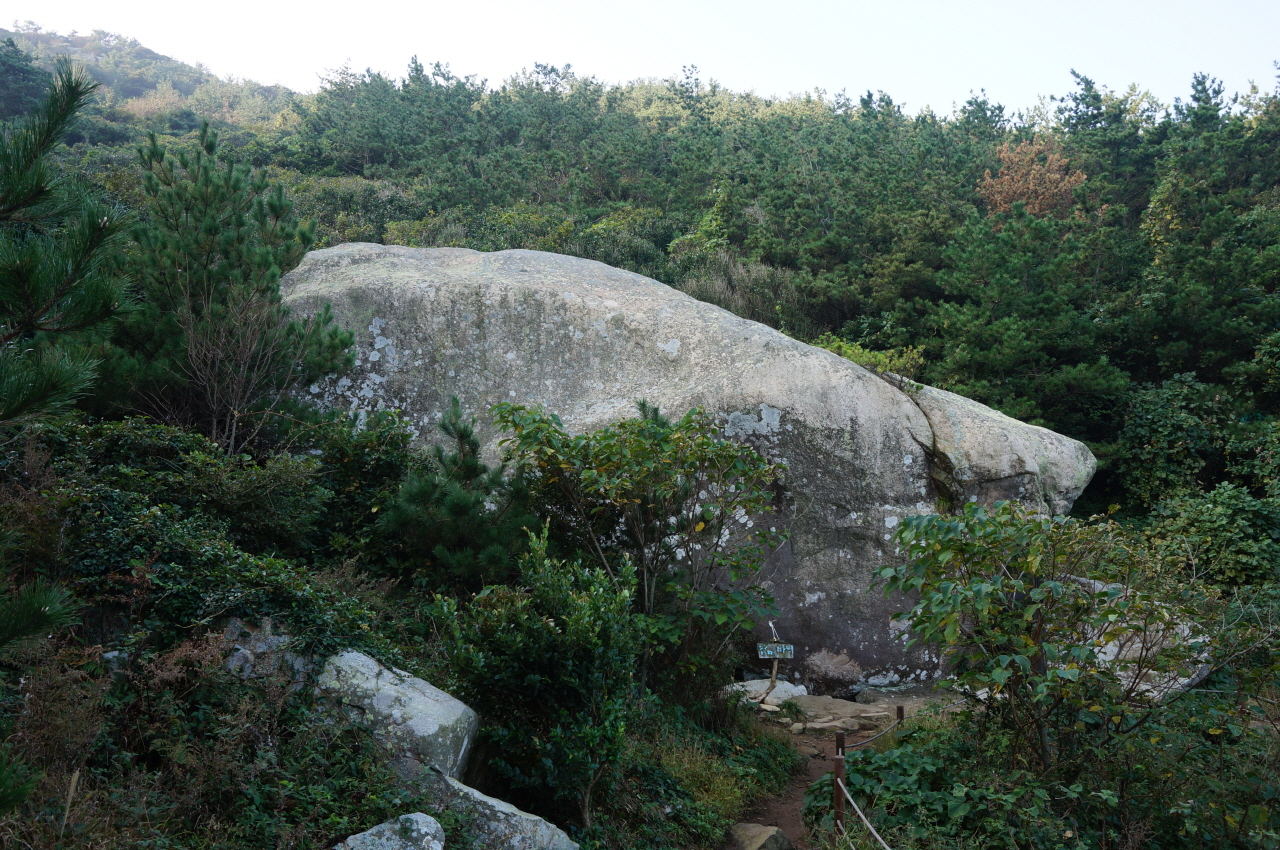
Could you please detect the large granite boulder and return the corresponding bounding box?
[283,244,1095,679]
[317,651,478,778]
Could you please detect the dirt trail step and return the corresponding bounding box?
[726,729,843,850]
[727,687,963,849]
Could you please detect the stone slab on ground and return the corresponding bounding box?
[787,694,890,719]
[729,823,794,850]
[725,679,808,706]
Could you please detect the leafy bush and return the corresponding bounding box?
[290,410,420,564]
[439,532,641,827]
[812,501,1280,849]
[810,332,926,380]
[492,401,783,694]
[1116,374,1226,507]
[0,417,380,655]
[0,638,465,848]
[585,704,800,850]
[1146,482,1280,584]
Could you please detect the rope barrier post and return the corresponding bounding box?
[833,746,846,834]
[835,730,846,755]
[896,704,905,724]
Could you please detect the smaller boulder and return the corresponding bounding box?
[317,651,479,779]
[724,679,808,706]
[854,687,891,705]
[729,823,794,850]
[429,772,579,850]
[333,813,445,850]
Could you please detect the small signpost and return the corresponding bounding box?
[755,622,793,704]
[757,642,795,659]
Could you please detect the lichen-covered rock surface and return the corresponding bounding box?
[333,813,445,850]
[432,774,580,850]
[317,651,478,778]
[283,244,1096,679]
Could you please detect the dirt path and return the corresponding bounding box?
[727,729,845,850]
[727,688,957,849]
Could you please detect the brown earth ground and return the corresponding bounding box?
[729,727,843,850]
[726,688,961,850]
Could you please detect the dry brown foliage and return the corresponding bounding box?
[0,634,323,848]
[679,250,819,339]
[978,136,1087,219]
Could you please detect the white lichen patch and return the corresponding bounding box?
[724,404,782,439]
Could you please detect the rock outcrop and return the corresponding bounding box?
[334,813,446,850]
[317,651,479,779]
[724,679,809,706]
[283,244,1096,679]
[403,769,579,850]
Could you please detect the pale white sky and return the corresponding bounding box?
[4,0,1278,114]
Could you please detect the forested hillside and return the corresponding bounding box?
[10,26,1280,540]
[1,27,1279,849]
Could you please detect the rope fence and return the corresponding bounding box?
[829,699,967,848]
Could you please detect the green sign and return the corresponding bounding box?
[757,642,794,659]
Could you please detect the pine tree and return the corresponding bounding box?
[104,123,352,453]
[379,397,535,590]
[0,61,96,811]
[0,59,128,427]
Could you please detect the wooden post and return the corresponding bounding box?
[897,704,905,724]
[832,748,846,833]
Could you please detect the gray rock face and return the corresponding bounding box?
[438,776,579,850]
[283,244,1096,678]
[317,651,478,778]
[224,617,311,683]
[912,384,1095,517]
[724,679,808,706]
[334,813,445,850]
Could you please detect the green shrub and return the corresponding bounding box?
[378,397,536,591]
[1116,374,1225,507]
[584,705,800,850]
[0,416,379,655]
[492,401,783,696]
[439,532,641,828]
[810,332,926,380]
[1146,482,1280,584]
[291,410,420,564]
[821,501,1280,849]
[0,638,466,849]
